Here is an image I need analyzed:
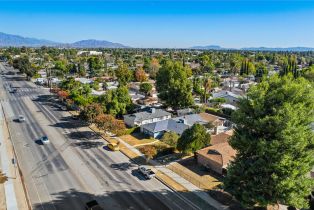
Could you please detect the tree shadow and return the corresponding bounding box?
[110,162,137,171]
[71,141,104,149]
[31,187,218,210]
[67,131,101,141]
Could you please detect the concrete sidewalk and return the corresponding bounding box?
[0,104,19,210]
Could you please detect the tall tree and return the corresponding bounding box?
[224,75,314,209]
[177,124,210,154]
[116,62,133,86]
[135,66,148,82]
[156,60,194,109]
[203,77,212,103]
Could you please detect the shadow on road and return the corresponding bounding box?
[31,188,219,210]
[71,141,104,149]
[34,139,44,145]
[67,131,100,140]
[111,162,137,171]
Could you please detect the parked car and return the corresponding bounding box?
[40,136,50,144]
[17,115,25,122]
[107,142,120,151]
[138,166,156,179]
[85,200,103,210]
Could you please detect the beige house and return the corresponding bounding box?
[196,131,236,175]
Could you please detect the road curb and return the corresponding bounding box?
[1,104,32,210]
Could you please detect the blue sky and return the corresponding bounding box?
[0,0,314,48]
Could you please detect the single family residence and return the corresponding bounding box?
[123,108,171,127]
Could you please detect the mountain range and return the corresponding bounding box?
[0,32,313,51]
[0,32,129,48]
[191,45,314,52]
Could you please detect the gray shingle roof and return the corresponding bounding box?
[141,119,190,135]
[124,108,171,122]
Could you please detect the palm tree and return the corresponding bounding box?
[203,77,212,104]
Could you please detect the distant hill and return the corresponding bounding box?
[70,39,129,48]
[190,45,223,50]
[191,44,314,52]
[0,32,129,48]
[0,32,59,47]
[241,47,314,52]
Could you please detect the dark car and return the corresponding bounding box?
[10,88,17,93]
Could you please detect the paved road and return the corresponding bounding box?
[0,63,214,210]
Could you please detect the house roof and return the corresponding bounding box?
[124,109,171,122]
[198,113,223,123]
[197,142,236,168]
[211,132,232,145]
[212,90,242,99]
[141,119,189,135]
[172,114,207,126]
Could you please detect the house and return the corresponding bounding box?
[123,108,171,127]
[211,90,242,105]
[75,77,92,84]
[141,119,189,138]
[196,142,236,175]
[140,113,226,138]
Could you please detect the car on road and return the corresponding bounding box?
[138,166,156,179]
[60,106,67,111]
[107,142,120,151]
[40,136,50,144]
[17,115,25,122]
[85,200,103,210]
[9,88,17,93]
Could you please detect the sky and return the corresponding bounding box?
[0,0,314,48]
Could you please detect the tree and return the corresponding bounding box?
[177,124,210,154]
[200,54,215,73]
[139,82,152,97]
[156,60,194,109]
[149,58,160,79]
[140,145,157,162]
[94,114,126,136]
[135,67,147,82]
[240,58,255,75]
[224,75,314,209]
[80,103,103,124]
[88,57,103,77]
[57,90,69,102]
[303,66,314,83]
[13,56,36,80]
[161,131,179,148]
[203,77,212,103]
[0,170,8,184]
[116,62,133,86]
[99,86,133,117]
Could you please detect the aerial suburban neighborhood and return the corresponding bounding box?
[0,1,314,210]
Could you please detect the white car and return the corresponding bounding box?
[138,166,156,179]
[40,136,50,144]
[17,115,25,122]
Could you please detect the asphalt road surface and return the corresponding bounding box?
[0,63,216,210]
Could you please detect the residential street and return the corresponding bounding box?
[0,62,215,210]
